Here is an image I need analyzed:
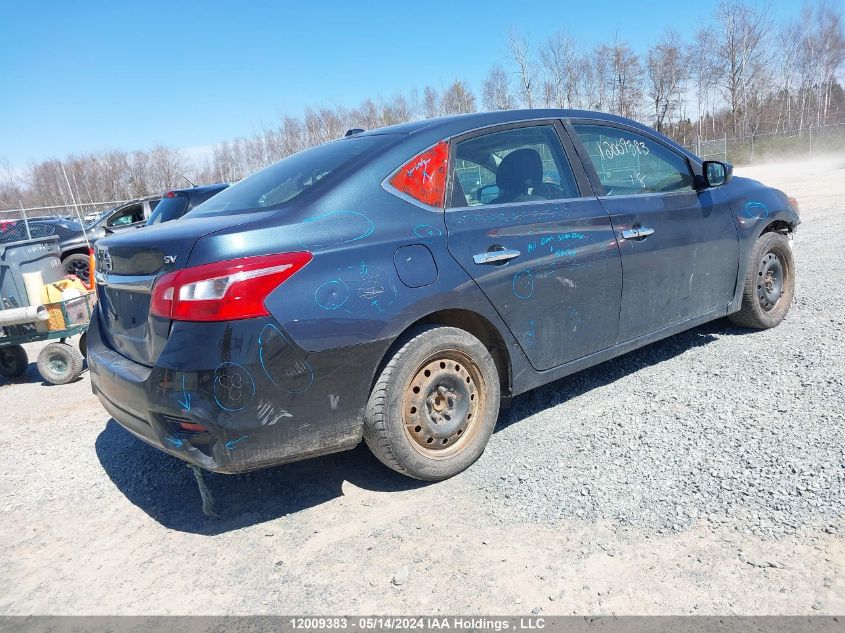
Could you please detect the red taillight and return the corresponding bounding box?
[389,140,449,207]
[179,421,209,432]
[164,191,176,198]
[788,196,800,214]
[151,252,312,322]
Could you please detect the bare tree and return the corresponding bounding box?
[0,156,22,210]
[776,18,803,131]
[423,86,441,118]
[691,28,720,140]
[382,94,415,125]
[710,0,772,136]
[441,79,478,114]
[592,38,643,118]
[589,45,613,111]
[481,64,515,110]
[612,40,643,119]
[813,0,845,125]
[507,29,538,107]
[646,30,689,132]
[540,32,579,108]
[147,145,187,193]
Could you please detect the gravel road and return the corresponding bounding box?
[0,158,842,615]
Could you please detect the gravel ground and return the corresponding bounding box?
[0,158,843,615]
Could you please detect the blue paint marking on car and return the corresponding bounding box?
[744,201,770,220]
[512,270,535,300]
[413,223,443,242]
[296,211,375,249]
[175,374,191,411]
[314,279,350,311]
[163,436,184,449]
[258,323,315,394]
[212,362,256,412]
[87,109,799,481]
[224,436,248,451]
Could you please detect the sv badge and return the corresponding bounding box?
[163,255,178,264]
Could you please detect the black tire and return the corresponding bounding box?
[63,253,90,284]
[78,332,87,358]
[363,325,501,481]
[729,232,795,329]
[0,344,29,379]
[37,342,84,385]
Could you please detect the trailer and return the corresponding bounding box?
[0,235,94,384]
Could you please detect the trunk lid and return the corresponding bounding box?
[95,214,266,366]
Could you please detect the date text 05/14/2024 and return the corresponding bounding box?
[289,617,547,631]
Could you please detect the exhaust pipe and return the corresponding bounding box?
[0,305,49,326]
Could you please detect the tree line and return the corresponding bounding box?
[2,0,842,214]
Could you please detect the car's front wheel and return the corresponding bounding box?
[63,253,91,285]
[363,325,500,480]
[729,231,795,329]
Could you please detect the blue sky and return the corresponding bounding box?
[0,0,813,167]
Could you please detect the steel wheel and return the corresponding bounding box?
[363,325,501,480]
[729,231,795,330]
[402,351,485,459]
[756,251,784,311]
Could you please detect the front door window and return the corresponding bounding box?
[572,124,694,196]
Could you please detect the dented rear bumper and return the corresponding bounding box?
[88,310,387,473]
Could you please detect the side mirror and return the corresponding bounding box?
[702,161,733,187]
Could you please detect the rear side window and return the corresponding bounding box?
[449,125,579,208]
[187,136,390,217]
[146,196,188,225]
[572,124,693,196]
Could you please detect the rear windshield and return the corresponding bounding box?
[186,135,390,218]
[147,195,188,225]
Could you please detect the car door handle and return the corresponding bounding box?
[473,248,521,264]
[621,226,655,240]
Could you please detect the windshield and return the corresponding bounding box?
[147,195,188,225]
[187,135,390,218]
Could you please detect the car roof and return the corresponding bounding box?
[359,109,651,137]
[357,109,698,163]
[107,194,161,211]
[166,183,229,197]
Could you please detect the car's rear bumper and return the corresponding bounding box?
[88,311,387,473]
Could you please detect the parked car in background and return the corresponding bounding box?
[88,109,799,483]
[0,215,85,241]
[97,195,162,235]
[0,215,91,277]
[57,195,163,280]
[145,183,229,226]
[1,195,167,284]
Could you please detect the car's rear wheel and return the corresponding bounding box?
[363,325,500,481]
[729,231,795,329]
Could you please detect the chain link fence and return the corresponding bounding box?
[684,122,845,164]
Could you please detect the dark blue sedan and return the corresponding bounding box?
[88,110,799,481]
